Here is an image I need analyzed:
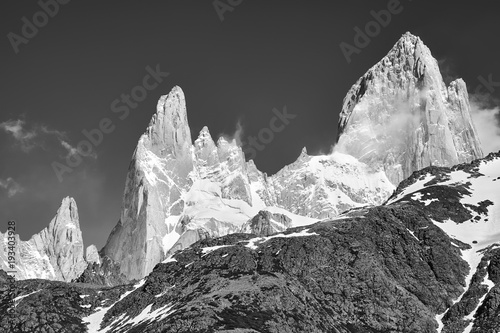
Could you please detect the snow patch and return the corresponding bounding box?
[244,229,319,250]
[106,303,176,331]
[201,245,232,256]
[13,289,41,305]
[155,285,175,298]
[162,256,177,264]
[462,266,496,333]
[162,230,180,256]
[82,279,146,332]
[406,229,419,241]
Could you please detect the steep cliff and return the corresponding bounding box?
[101,86,194,280]
[337,32,483,185]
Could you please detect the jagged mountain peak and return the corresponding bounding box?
[198,125,210,136]
[216,136,244,162]
[298,146,308,158]
[85,244,100,265]
[194,126,215,148]
[194,126,218,168]
[216,135,231,146]
[0,196,89,281]
[52,196,79,229]
[140,85,192,156]
[336,32,483,185]
[387,31,429,62]
[339,32,438,123]
[393,31,421,51]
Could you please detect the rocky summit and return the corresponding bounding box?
[337,32,483,185]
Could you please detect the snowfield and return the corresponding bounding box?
[388,155,500,332]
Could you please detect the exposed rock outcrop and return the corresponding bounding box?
[240,210,292,236]
[72,255,129,287]
[85,244,100,265]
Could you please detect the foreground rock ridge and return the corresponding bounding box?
[337,32,483,185]
[2,152,499,333]
[0,197,94,281]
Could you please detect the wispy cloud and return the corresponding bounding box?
[469,101,500,155]
[0,118,93,159]
[60,140,79,158]
[0,177,24,198]
[0,119,38,151]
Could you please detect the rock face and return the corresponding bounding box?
[0,197,90,282]
[72,255,129,287]
[101,86,195,281]
[337,32,483,185]
[240,210,292,236]
[85,244,100,265]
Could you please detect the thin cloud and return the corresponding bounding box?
[219,118,245,146]
[0,119,38,151]
[0,118,94,159]
[0,177,24,198]
[61,140,79,158]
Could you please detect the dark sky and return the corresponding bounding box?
[1,0,499,249]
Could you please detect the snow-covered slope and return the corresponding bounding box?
[0,197,95,281]
[387,152,500,248]
[264,149,394,219]
[387,152,500,332]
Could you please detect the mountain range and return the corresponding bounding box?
[0,32,498,333]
